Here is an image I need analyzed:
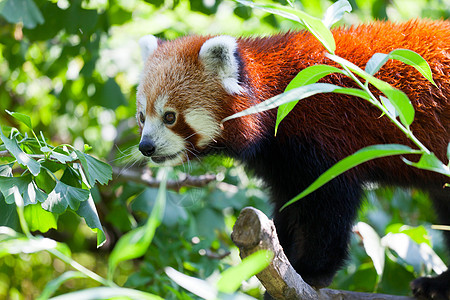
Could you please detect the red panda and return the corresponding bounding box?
[136,20,450,299]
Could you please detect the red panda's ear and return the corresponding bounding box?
[199,36,243,95]
[139,35,159,63]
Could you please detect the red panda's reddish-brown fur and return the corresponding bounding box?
[138,20,450,299]
[218,20,450,185]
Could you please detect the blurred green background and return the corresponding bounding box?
[0,0,449,299]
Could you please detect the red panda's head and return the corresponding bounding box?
[136,35,244,165]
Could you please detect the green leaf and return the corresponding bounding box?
[327,53,415,127]
[365,49,436,86]
[389,49,436,86]
[24,204,58,232]
[0,175,31,204]
[447,143,450,161]
[84,154,112,186]
[0,236,57,258]
[48,287,163,300]
[41,181,90,214]
[0,0,44,29]
[282,144,422,209]
[96,78,127,110]
[276,65,345,135]
[381,233,447,275]
[5,110,33,129]
[165,267,217,300]
[75,151,112,187]
[223,83,371,123]
[76,195,106,247]
[386,224,431,247]
[51,150,74,164]
[354,222,384,276]
[217,250,274,293]
[322,0,352,28]
[0,199,19,229]
[365,53,389,75]
[108,169,167,279]
[0,128,41,176]
[236,0,336,53]
[37,271,87,300]
[402,152,450,176]
[0,174,46,206]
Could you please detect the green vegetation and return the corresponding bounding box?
[0,0,449,299]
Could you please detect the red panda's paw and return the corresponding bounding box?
[411,270,450,300]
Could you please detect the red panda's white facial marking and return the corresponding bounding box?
[137,34,244,165]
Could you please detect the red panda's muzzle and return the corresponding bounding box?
[139,137,156,157]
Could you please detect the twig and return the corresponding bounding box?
[112,166,216,192]
[231,207,415,300]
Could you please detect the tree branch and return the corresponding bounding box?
[111,166,216,192]
[231,207,415,300]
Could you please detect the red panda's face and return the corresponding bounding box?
[136,35,243,165]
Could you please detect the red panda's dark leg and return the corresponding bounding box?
[411,188,450,300]
[240,136,363,291]
[271,175,363,289]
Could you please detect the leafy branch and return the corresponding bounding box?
[226,0,450,209]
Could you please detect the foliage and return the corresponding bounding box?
[0,0,449,299]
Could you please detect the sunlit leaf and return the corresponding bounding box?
[402,152,450,176]
[365,49,436,86]
[48,287,163,300]
[217,250,273,293]
[0,128,41,176]
[6,110,33,129]
[165,267,217,300]
[223,83,371,124]
[236,0,336,53]
[327,53,415,127]
[0,236,57,258]
[276,65,346,135]
[24,204,58,232]
[0,0,44,29]
[0,174,46,206]
[41,181,90,214]
[365,53,389,75]
[282,144,422,209]
[381,233,447,275]
[389,49,436,86]
[322,0,352,28]
[386,224,432,247]
[354,222,385,276]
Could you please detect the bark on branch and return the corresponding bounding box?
[112,166,216,192]
[231,207,414,300]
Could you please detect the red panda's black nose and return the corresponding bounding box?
[139,138,156,157]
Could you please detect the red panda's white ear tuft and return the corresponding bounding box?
[199,36,244,95]
[139,35,158,62]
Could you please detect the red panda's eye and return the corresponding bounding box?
[163,111,176,125]
[139,112,145,123]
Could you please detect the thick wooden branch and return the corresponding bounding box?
[231,207,414,300]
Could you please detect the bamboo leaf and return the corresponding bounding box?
[322,0,352,28]
[236,0,336,53]
[276,65,346,135]
[281,144,423,209]
[217,250,273,293]
[327,53,415,127]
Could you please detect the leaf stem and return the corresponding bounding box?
[339,64,431,155]
[48,248,117,287]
